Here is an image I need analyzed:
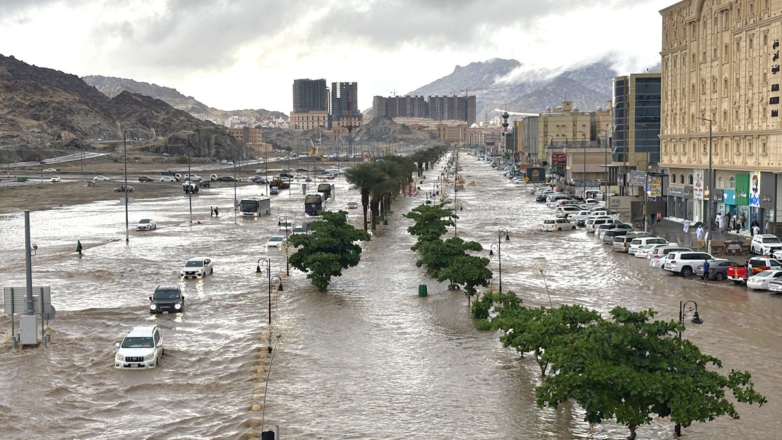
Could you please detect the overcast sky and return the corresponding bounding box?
[0,0,670,113]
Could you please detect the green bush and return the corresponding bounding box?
[175,155,188,164]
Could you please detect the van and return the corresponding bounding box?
[628,237,669,255]
[612,235,634,253]
[602,229,629,245]
[649,245,690,268]
[587,218,622,233]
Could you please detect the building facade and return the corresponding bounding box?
[427,95,477,125]
[292,79,329,113]
[373,96,427,118]
[660,0,782,228]
[289,111,329,131]
[227,127,263,145]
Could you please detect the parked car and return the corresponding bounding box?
[541,218,576,232]
[768,278,782,293]
[210,174,219,181]
[183,174,202,181]
[50,176,61,183]
[278,220,294,231]
[751,234,782,255]
[136,219,156,231]
[160,176,177,182]
[664,251,717,277]
[597,223,632,239]
[93,175,110,181]
[649,246,692,268]
[138,176,153,182]
[149,286,185,314]
[114,326,163,369]
[727,257,782,284]
[629,237,669,255]
[612,235,634,253]
[602,229,629,245]
[266,235,285,247]
[587,218,623,233]
[114,185,134,193]
[180,257,213,279]
[250,175,269,184]
[747,270,782,290]
[555,205,581,218]
[574,211,593,226]
[695,260,741,281]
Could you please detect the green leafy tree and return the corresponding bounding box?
[415,236,482,277]
[437,254,492,305]
[345,163,387,231]
[404,202,455,247]
[536,307,767,440]
[287,211,371,291]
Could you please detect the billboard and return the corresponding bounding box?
[650,176,662,197]
[693,169,704,201]
[526,167,546,183]
[749,171,760,207]
[552,153,567,164]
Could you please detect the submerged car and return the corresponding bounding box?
[347,201,358,209]
[136,219,157,231]
[180,257,213,279]
[266,235,285,247]
[114,325,163,369]
[747,270,782,291]
[149,285,185,314]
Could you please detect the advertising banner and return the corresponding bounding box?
[749,171,761,208]
[735,173,750,206]
[650,176,662,197]
[693,170,704,201]
[629,170,646,186]
[552,153,566,164]
[760,172,776,210]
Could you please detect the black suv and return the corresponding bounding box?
[149,286,185,314]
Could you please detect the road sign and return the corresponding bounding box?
[524,176,529,182]
[3,287,52,315]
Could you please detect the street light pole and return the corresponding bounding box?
[676,300,704,436]
[489,229,510,292]
[697,117,713,251]
[123,131,129,244]
[578,131,586,196]
[278,216,289,276]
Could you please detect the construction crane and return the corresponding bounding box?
[493,108,538,117]
[345,96,355,157]
[308,138,318,157]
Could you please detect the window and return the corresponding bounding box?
[692,53,696,66]
[762,140,767,154]
[736,140,741,154]
[672,174,677,183]
[724,141,729,156]
[724,78,728,91]
[688,174,693,184]
[725,44,729,57]
[736,76,740,87]
[680,174,685,183]
[737,40,741,52]
[729,176,736,188]
[749,108,753,120]
[748,140,753,155]
[765,34,768,46]
[717,176,724,188]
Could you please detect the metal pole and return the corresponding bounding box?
[676,299,683,436]
[267,260,271,326]
[124,132,129,243]
[234,146,237,225]
[24,211,33,315]
[498,232,502,293]
[285,221,289,276]
[187,139,192,225]
[707,120,712,252]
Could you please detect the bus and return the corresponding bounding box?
[240,197,271,217]
[317,183,333,201]
[304,193,323,216]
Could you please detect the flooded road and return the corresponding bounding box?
[1,157,781,439]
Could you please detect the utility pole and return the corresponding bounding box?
[697,117,713,251]
[123,131,129,244]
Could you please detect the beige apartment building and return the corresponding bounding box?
[227,127,263,145]
[660,0,782,228]
[290,111,328,131]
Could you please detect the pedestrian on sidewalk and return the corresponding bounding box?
[733,214,739,232]
[752,222,760,237]
[651,213,656,227]
[702,259,710,281]
[717,213,723,230]
[740,214,746,231]
[696,225,704,244]
[683,219,691,234]
[723,213,730,231]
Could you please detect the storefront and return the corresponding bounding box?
[760,172,777,232]
[552,153,566,177]
[710,188,724,225]
[667,185,693,220]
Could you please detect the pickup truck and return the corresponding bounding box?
[727,257,782,284]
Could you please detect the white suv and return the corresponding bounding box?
[751,234,782,256]
[541,218,576,231]
[663,251,716,277]
[115,326,163,369]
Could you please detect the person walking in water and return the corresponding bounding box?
[76,240,83,256]
[214,206,219,217]
[702,259,710,281]
[683,219,691,234]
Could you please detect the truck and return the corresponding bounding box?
[726,256,782,284]
[161,171,181,181]
[305,193,323,216]
[239,197,271,217]
[317,183,333,201]
[269,178,289,190]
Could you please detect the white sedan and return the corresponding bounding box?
[634,244,657,259]
[93,175,110,181]
[50,176,61,183]
[266,235,286,247]
[43,168,57,173]
[747,270,782,290]
[180,257,214,279]
[136,219,157,231]
[160,176,177,182]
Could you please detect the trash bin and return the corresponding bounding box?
[418,285,427,297]
[16,177,27,182]
[383,219,388,226]
[725,240,743,256]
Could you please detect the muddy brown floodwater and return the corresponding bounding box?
[0,155,780,439]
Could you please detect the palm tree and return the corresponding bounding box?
[345,162,386,231]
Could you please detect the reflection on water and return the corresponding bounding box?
[0,161,779,439]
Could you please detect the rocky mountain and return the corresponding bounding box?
[83,75,287,121]
[406,57,658,119]
[353,116,439,144]
[0,54,240,158]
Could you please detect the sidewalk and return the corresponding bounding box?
[649,219,752,254]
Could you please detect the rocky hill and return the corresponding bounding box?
[83,75,287,121]
[406,57,658,119]
[0,54,240,158]
[353,116,439,144]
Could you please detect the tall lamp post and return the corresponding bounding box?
[488,229,510,292]
[256,258,284,331]
[696,117,713,251]
[638,123,650,232]
[123,130,129,244]
[278,215,290,276]
[675,300,704,437]
[598,128,610,199]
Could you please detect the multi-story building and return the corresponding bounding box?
[372,96,427,118]
[331,82,360,121]
[293,79,329,113]
[611,73,661,196]
[660,0,781,229]
[428,95,477,125]
[289,111,329,131]
[227,127,263,145]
